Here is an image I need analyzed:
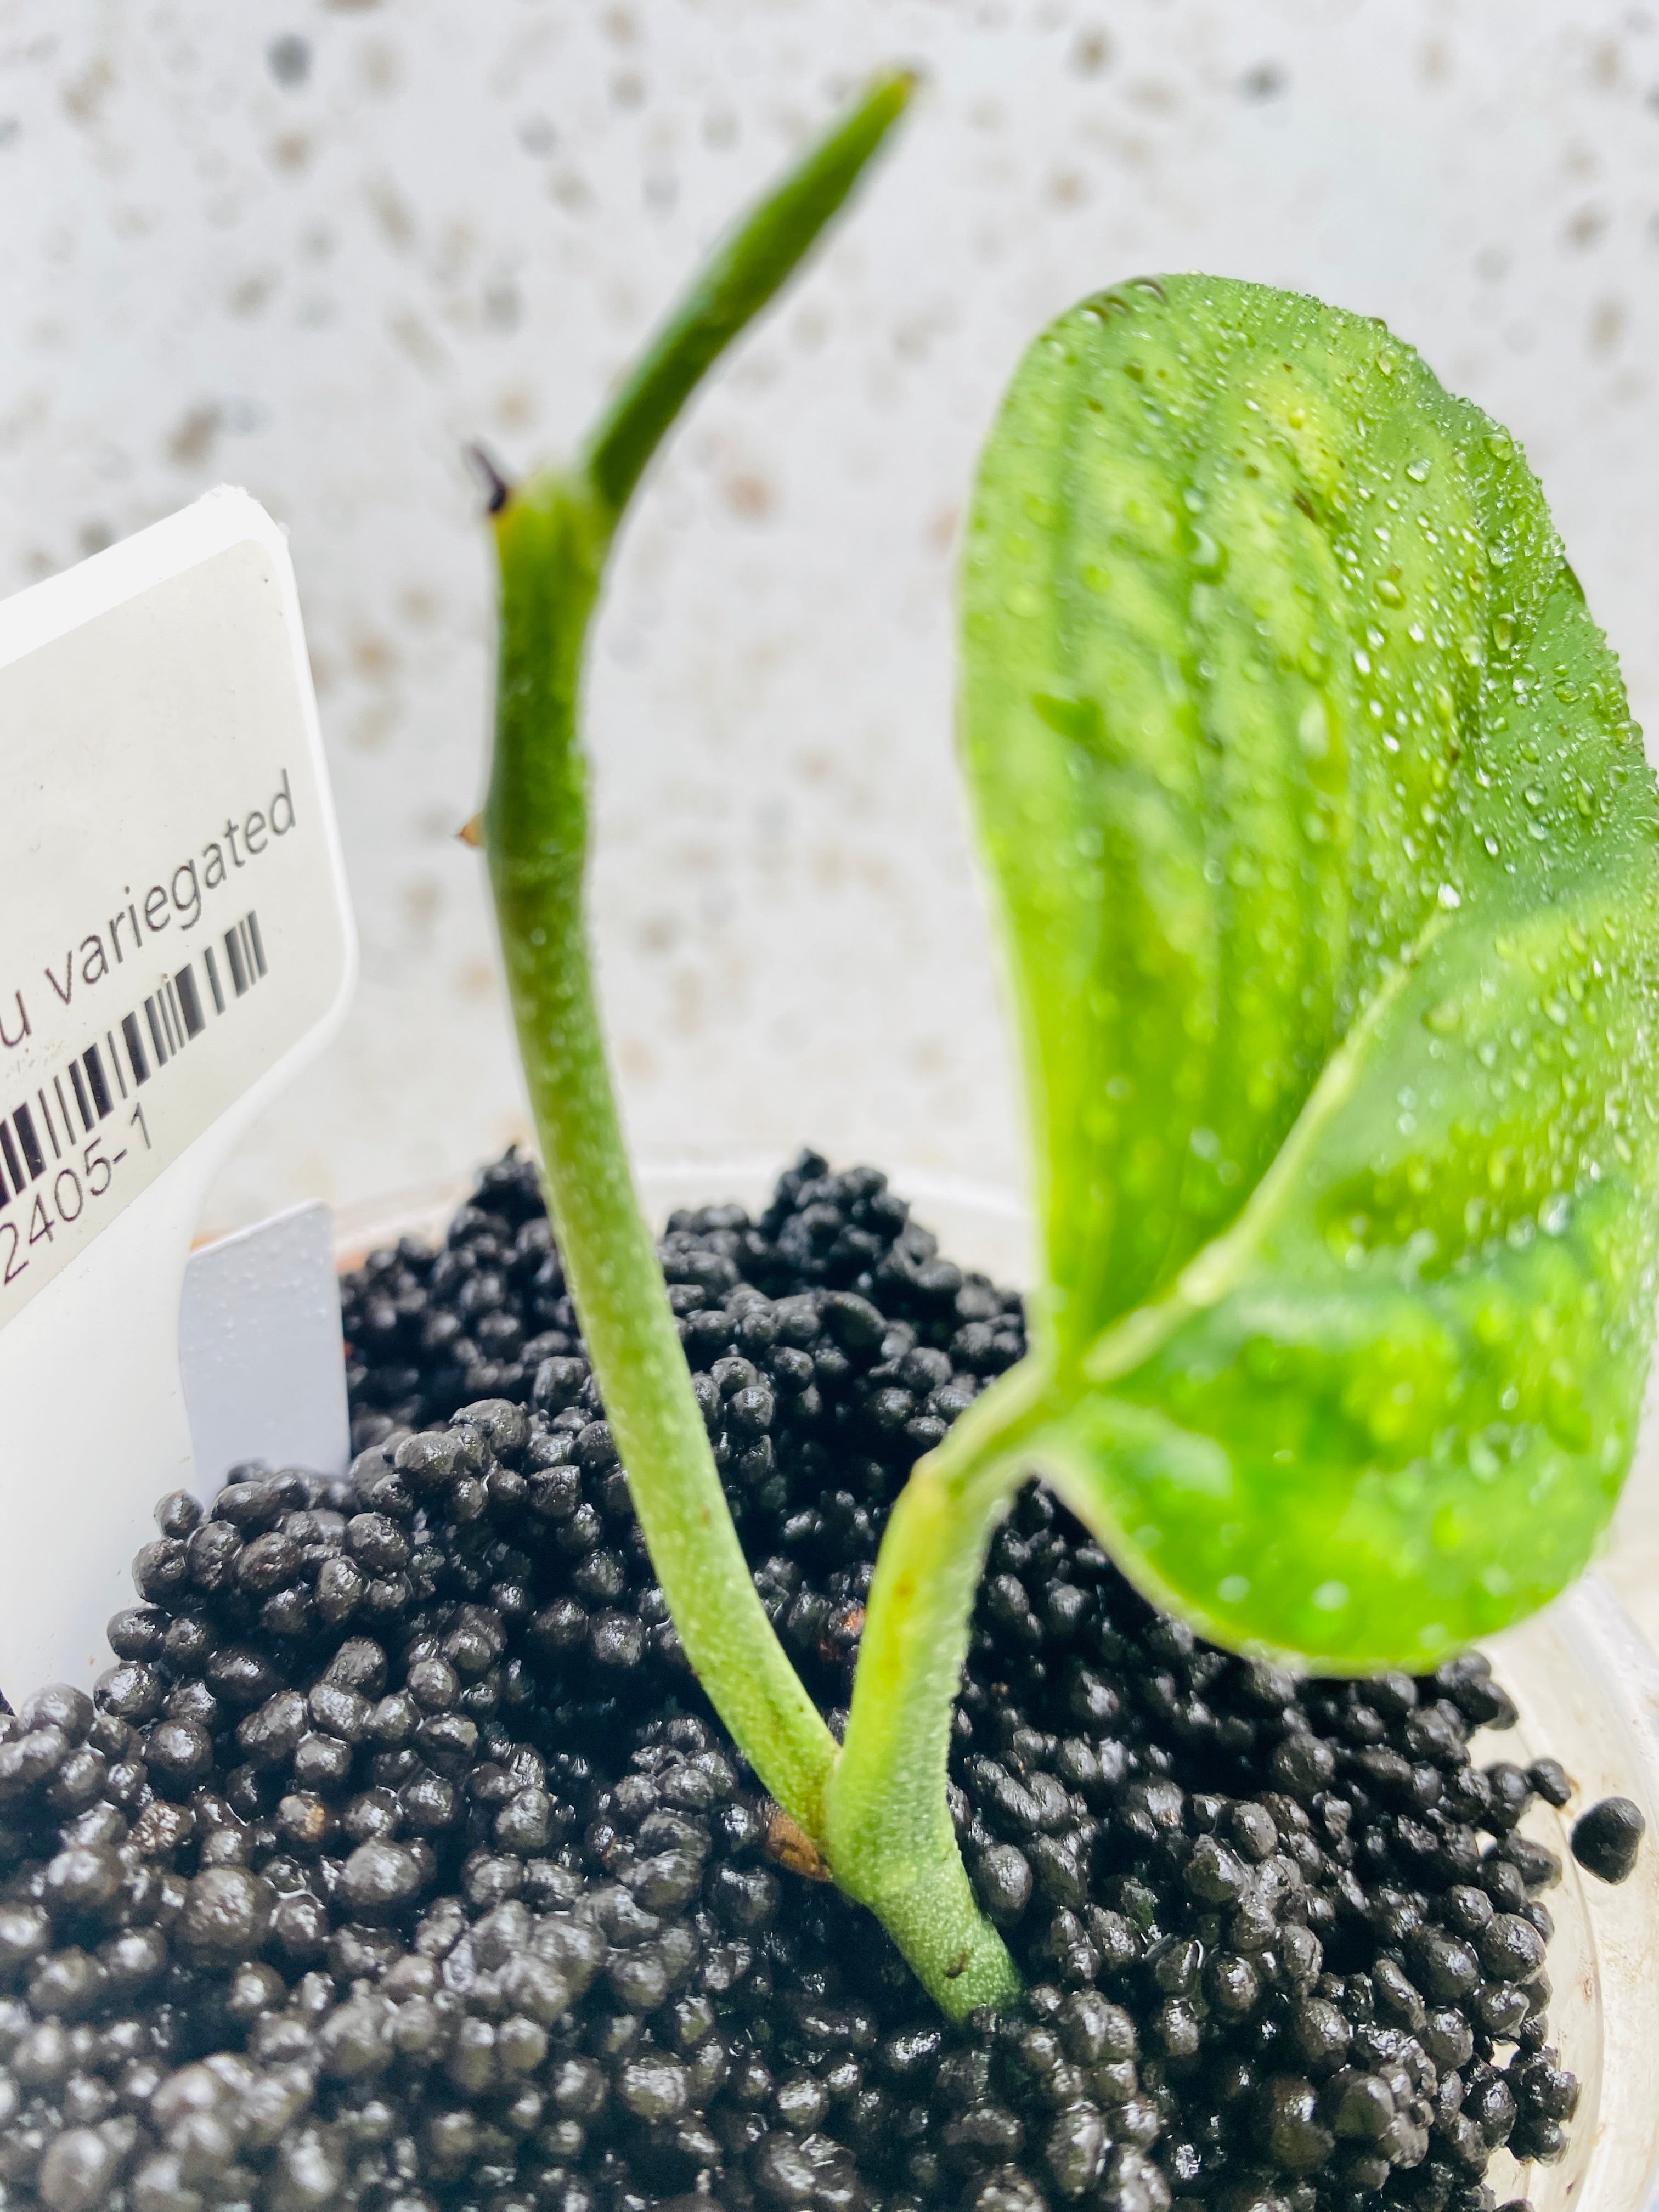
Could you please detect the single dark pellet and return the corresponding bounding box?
[0,1149,1600,2212]
[1571,1795,1646,1884]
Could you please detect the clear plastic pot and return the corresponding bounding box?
[336,1155,1659,2212]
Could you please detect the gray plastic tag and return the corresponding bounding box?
[178,1201,351,1493]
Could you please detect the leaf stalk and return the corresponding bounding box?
[826,1357,1058,2011]
[485,471,841,1838]
[481,69,1034,2018]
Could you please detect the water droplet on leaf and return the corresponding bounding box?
[1190,532,1224,579]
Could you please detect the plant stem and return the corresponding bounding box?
[585,69,916,514]
[484,67,1043,2016]
[486,475,839,1835]
[483,73,915,1843]
[825,1355,1060,2015]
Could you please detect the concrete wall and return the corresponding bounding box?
[2,0,1656,1235]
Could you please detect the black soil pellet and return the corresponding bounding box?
[1570,1796,1645,1885]
[0,1148,1617,2212]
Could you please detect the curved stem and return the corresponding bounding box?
[826,1354,1060,2016]
[487,477,839,1834]
[483,75,914,1843]
[484,67,1042,2014]
[585,68,916,515]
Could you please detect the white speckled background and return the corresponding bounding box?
[3,0,1659,1249]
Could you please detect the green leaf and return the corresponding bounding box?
[961,274,1659,1664]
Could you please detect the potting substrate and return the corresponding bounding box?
[0,1152,1640,2212]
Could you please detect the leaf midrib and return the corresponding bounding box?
[1079,909,1447,1392]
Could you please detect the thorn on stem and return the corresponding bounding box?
[465,441,514,516]
[456,814,484,849]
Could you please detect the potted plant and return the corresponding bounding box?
[1,70,1655,2212]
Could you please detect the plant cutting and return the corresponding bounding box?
[0,68,1652,2212]
[478,69,1659,2023]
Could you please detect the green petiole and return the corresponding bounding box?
[825,1359,1056,2011]
[481,69,1023,2013]
[486,469,839,1839]
[483,70,919,1842]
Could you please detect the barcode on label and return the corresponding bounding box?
[0,910,267,1209]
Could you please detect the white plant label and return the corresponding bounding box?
[0,537,347,1319]
[0,489,356,1697]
